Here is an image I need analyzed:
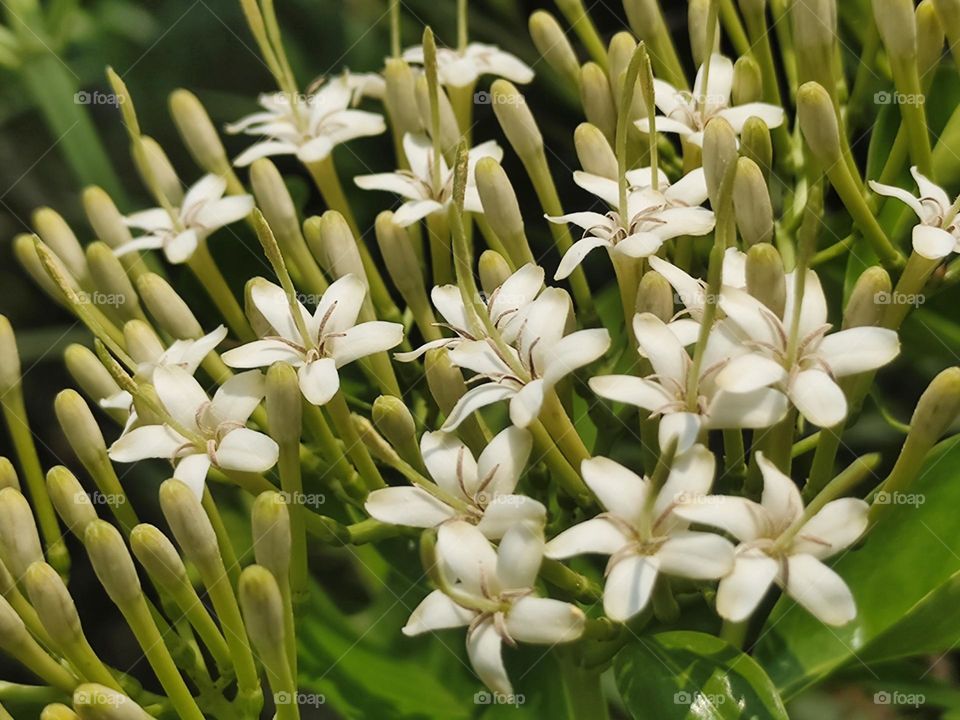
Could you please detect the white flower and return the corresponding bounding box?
[545,447,734,622]
[442,288,610,429]
[394,263,545,362]
[354,133,502,226]
[590,313,788,454]
[115,175,253,264]
[227,76,386,166]
[869,166,960,260]
[221,275,404,406]
[546,167,715,279]
[101,325,228,434]
[636,54,785,147]
[403,520,584,694]
[365,427,543,538]
[108,367,278,499]
[675,452,868,626]
[714,271,900,428]
[402,42,534,87]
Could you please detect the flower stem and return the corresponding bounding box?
[187,240,253,341]
[326,390,386,490]
[426,211,454,286]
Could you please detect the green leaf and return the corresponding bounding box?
[614,630,788,719]
[754,438,960,698]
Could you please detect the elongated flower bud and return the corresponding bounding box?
[251,492,291,581]
[797,81,841,164]
[55,390,108,470]
[414,76,459,155]
[918,1,946,78]
[702,117,738,208]
[14,233,67,301]
[636,270,674,321]
[64,344,123,411]
[530,11,579,86]
[245,277,278,338]
[909,367,960,446]
[47,466,98,538]
[740,117,773,178]
[934,0,960,49]
[474,158,531,265]
[872,0,918,62]
[425,348,468,416]
[733,157,774,246]
[0,315,21,394]
[158,479,221,572]
[32,208,88,286]
[23,562,85,647]
[129,524,188,588]
[238,566,288,670]
[354,415,402,465]
[492,80,542,160]
[745,243,787,317]
[250,159,305,260]
[73,684,153,720]
[306,212,366,283]
[136,273,203,339]
[732,56,763,105]
[0,488,43,577]
[0,458,18,492]
[138,137,182,206]
[85,243,140,321]
[384,59,423,137]
[843,267,892,329]
[688,0,718,68]
[607,32,636,96]
[266,362,302,446]
[82,187,132,251]
[84,521,142,606]
[0,593,28,651]
[122,321,164,366]
[169,89,231,175]
[623,0,667,42]
[41,704,80,720]
[574,123,617,178]
[791,0,838,89]
[478,251,512,294]
[372,395,417,453]
[580,62,617,142]
[373,211,430,310]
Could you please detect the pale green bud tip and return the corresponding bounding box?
[574,123,617,178]
[474,158,525,242]
[797,81,841,162]
[910,367,960,443]
[123,321,164,365]
[529,11,579,81]
[0,315,21,391]
[636,271,674,321]
[0,593,27,643]
[384,59,422,135]
[491,80,542,158]
[238,565,286,662]
[313,211,365,280]
[266,362,302,444]
[250,159,298,234]
[623,0,665,37]
[478,251,512,295]
[372,395,417,449]
[82,187,131,250]
[252,492,291,578]
[139,137,181,204]
[65,344,121,406]
[740,117,773,175]
[47,466,98,537]
[84,521,141,605]
[55,390,108,466]
[13,234,63,300]
[702,117,738,206]
[85,242,137,309]
[732,56,763,105]
[24,561,83,645]
[169,89,229,173]
[0,458,18,492]
[73,684,152,720]
[745,243,787,317]
[374,211,424,297]
[136,274,203,339]
[32,207,87,282]
[843,266,892,328]
[0,487,43,577]
[129,524,188,586]
[41,703,81,720]
[733,157,774,247]
[579,63,616,140]
[159,479,221,566]
[354,415,402,465]
[425,348,468,415]
[872,0,918,60]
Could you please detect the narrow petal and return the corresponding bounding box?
[506,597,585,644]
[330,321,404,367]
[673,495,767,543]
[437,520,498,594]
[393,199,445,226]
[542,329,610,386]
[402,590,476,636]
[251,280,310,343]
[658,412,702,456]
[653,207,716,240]
[633,313,689,385]
[442,383,516,430]
[756,452,804,527]
[109,425,186,462]
[716,103,786,132]
[817,327,899,377]
[783,554,856,626]
[508,379,545,428]
[196,195,255,230]
[164,229,199,264]
[420,430,478,499]
[298,357,340,406]
[173,453,212,500]
[477,426,532,497]
[431,285,470,331]
[656,531,734,579]
[715,353,788,393]
[716,551,780,622]
[655,444,716,516]
[354,172,425,200]
[221,339,303,369]
[364,487,456,528]
[912,224,956,260]
[153,366,207,432]
[215,428,279,473]
[664,168,709,206]
[545,518,628,559]
[553,237,612,280]
[573,171,619,205]
[604,555,659,622]
[589,375,674,412]
[783,269,829,338]
[581,456,648,520]
[706,387,788,429]
[614,232,664,257]
[868,179,925,219]
[792,498,869,559]
[209,370,265,425]
[496,521,544,590]
[467,620,511,695]
[790,369,847,428]
[476,496,546,539]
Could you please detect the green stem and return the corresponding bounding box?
[187,240,253,341]
[278,436,308,604]
[426,211,453,286]
[325,391,385,490]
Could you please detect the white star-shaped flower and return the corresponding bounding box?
[227,75,387,166]
[546,167,715,279]
[442,287,610,429]
[590,312,788,454]
[108,367,278,499]
[115,175,253,264]
[221,275,404,406]
[869,166,960,260]
[404,520,584,695]
[714,271,900,428]
[355,133,502,226]
[365,427,544,538]
[675,452,868,626]
[546,447,734,622]
[636,54,785,146]
[402,42,534,87]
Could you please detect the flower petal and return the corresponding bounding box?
[393,199,445,226]
[402,589,476,636]
[589,375,674,412]
[467,619,511,695]
[912,223,957,260]
[817,327,899,377]
[604,555,659,622]
[476,496,546,539]
[421,430,478,499]
[438,520,498,594]
[297,357,340,406]
[716,551,780,622]
[506,597,585,644]
[714,353,788,393]
[496,521,544,590]
[329,321,404,367]
[790,368,847,428]
[251,280,310,343]
[215,428,279,473]
[756,451,804,526]
[656,531,734,579]
[173,453,212,500]
[658,412,702,455]
[442,383,516,430]
[581,456,648,520]
[364,487,456,528]
[221,339,303,369]
[792,498,869,559]
[477,426,532,497]
[706,387,788,429]
[545,518,629,559]
[554,236,612,280]
[716,102,786,132]
[783,554,856,626]
[673,495,767,543]
[109,425,186,462]
[209,370,265,425]
[153,366,207,432]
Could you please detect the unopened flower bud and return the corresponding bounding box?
[384,59,422,137]
[73,684,153,720]
[623,0,667,42]
[266,362,302,446]
[55,390,108,470]
[933,0,960,48]
[158,479,221,572]
[82,187,133,252]
[64,344,123,413]
[85,243,141,321]
[14,234,65,301]
[0,593,28,651]
[574,123,618,178]
[740,117,773,177]
[843,267,892,329]
[32,208,88,286]
[702,117,738,208]
[0,315,20,393]
[918,2,946,77]
[372,395,417,454]
[136,274,203,339]
[425,348,469,416]
[910,367,960,445]
[245,277,278,338]
[733,157,774,246]
[732,56,764,105]
[238,565,287,669]
[251,493,291,581]
[0,459,18,492]
[305,211,366,282]
[607,32,636,96]
[491,80,542,160]
[41,704,81,720]
[579,63,617,143]
[169,89,231,175]
[129,524,188,589]
[138,137,182,206]
[872,0,918,62]
[797,81,842,165]
[635,270,674,321]
[353,415,402,465]
[745,243,787,316]
[414,75,459,156]
[122,321,163,366]
[0,488,43,578]
[474,158,532,265]
[23,562,84,646]
[47,466,98,538]
[84,521,142,606]
[478,251,512,295]
[250,159,304,260]
[791,0,838,89]
[530,11,580,86]
[688,0,718,68]
[373,211,430,309]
